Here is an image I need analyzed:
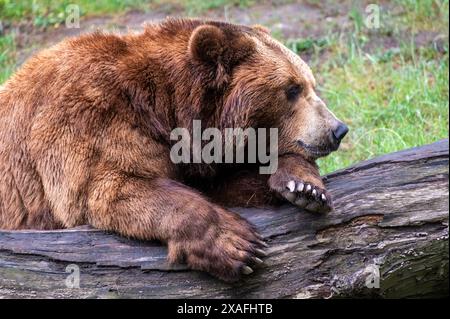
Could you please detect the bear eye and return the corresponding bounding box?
[286,84,302,102]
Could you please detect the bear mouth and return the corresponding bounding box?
[297,140,336,158]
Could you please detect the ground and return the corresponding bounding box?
[0,0,448,173]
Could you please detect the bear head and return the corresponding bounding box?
[186,21,348,161]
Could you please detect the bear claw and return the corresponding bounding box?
[242,266,254,275]
[305,184,312,193]
[258,240,269,248]
[251,257,264,265]
[286,180,296,192]
[255,248,268,257]
[282,180,332,213]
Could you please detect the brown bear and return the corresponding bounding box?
[0,19,348,282]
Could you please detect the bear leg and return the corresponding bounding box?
[87,176,267,282]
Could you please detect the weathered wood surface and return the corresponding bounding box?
[0,139,448,299]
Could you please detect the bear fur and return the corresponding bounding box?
[0,19,347,281]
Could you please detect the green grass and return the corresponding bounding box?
[392,0,449,32]
[0,33,16,83]
[317,45,449,173]
[179,0,254,15]
[314,0,449,173]
[0,0,149,27]
[0,0,149,81]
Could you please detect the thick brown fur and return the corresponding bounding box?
[0,18,346,281]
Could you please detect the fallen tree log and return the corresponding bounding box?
[0,139,448,299]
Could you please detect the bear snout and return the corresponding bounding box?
[332,122,349,142]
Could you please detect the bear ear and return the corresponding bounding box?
[189,25,226,64]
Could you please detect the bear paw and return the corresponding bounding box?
[167,210,268,282]
[270,176,332,213]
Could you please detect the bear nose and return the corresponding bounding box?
[332,122,349,141]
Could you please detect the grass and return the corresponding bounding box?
[0,33,16,83]
[0,0,149,27]
[316,44,449,173]
[313,0,449,173]
[0,0,448,174]
[392,0,450,32]
[175,0,255,15]
[0,0,150,81]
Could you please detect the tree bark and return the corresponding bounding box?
[0,140,448,299]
